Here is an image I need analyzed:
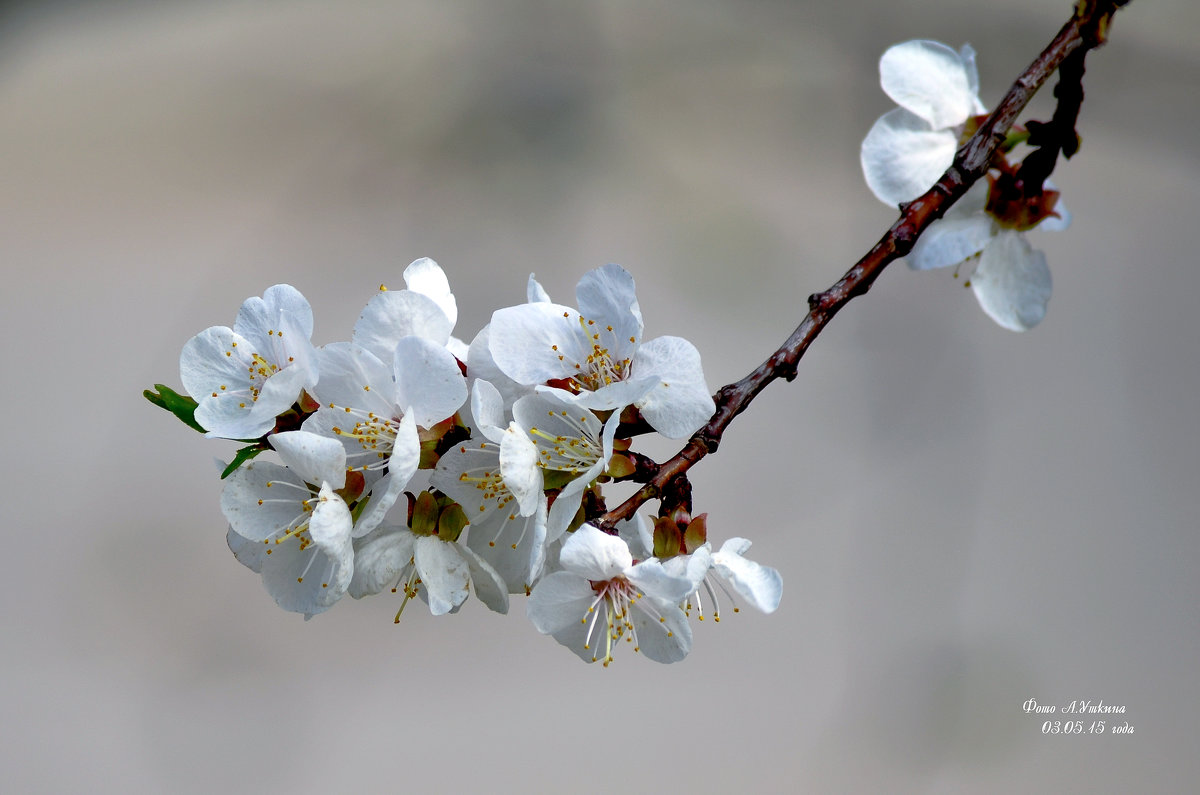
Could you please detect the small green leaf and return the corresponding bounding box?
[221,445,266,479]
[144,384,207,433]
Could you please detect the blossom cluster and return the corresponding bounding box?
[158,259,782,665]
[861,40,1070,331]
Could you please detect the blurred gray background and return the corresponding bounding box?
[2,0,1197,792]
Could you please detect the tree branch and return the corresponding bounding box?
[597,0,1131,532]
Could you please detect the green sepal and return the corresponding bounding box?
[438,502,469,543]
[683,513,708,553]
[221,444,267,479]
[541,470,577,491]
[144,384,207,433]
[652,516,683,560]
[411,490,440,537]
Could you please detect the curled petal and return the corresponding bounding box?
[499,422,542,516]
[470,379,507,441]
[559,524,632,581]
[307,485,353,560]
[403,257,457,328]
[269,431,347,490]
[353,411,420,536]
[457,543,510,614]
[414,535,471,616]
[527,274,552,303]
[712,538,783,614]
[348,526,415,599]
[575,263,643,347]
[625,559,695,604]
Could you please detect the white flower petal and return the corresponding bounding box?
[499,422,542,516]
[464,499,548,594]
[470,379,507,441]
[311,342,395,417]
[488,302,590,385]
[879,39,977,130]
[861,108,958,206]
[354,289,453,360]
[269,431,347,490]
[403,257,457,328]
[559,524,632,581]
[352,411,420,536]
[227,525,265,574]
[221,460,305,543]
[457,543,510,614]
[906,215,994,271]
[574,263,643,348]
[307,484,353,558]
[631,335,715,439]
[414,535,471,616]
[712,538,783,613]
[629,599,692,664]
[971,231,1053,332]
[542,377,659,414]
[466,325,531,410]
[392,336,468,429]
[527,274,552,303]
[526,571,597,635]
[625,559,695,604]
[258,539,349,617]
[959,44,985,112]
[348,525,415,599]
[616,514,654,561]
[545,492,580,543]
[235,284,315,346]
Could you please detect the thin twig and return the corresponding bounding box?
[597,0,1130,532]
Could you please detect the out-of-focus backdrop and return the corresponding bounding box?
[2,0,1196,791]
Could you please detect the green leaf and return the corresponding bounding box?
[144,384,207,433]
[221,445,267,479]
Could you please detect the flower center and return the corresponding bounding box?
[582,576,644,666]
[527,410,600,474]
[555,315,633,393]
[455,443,520,529]
[328,404,402,471]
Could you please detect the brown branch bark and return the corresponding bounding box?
[597,0,1131,532]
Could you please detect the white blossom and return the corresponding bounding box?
[222,431,354,617]
[431,380,548,592]
[527,525,693,665]
[860,40,984,207]
[486,264,715,439]
[180,285,319,439]
[303,335,467,535]
[511,390,620,541]
[348,523,509,617]
[861,39,1069,331]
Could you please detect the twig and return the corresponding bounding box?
[597,0,1131,532]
